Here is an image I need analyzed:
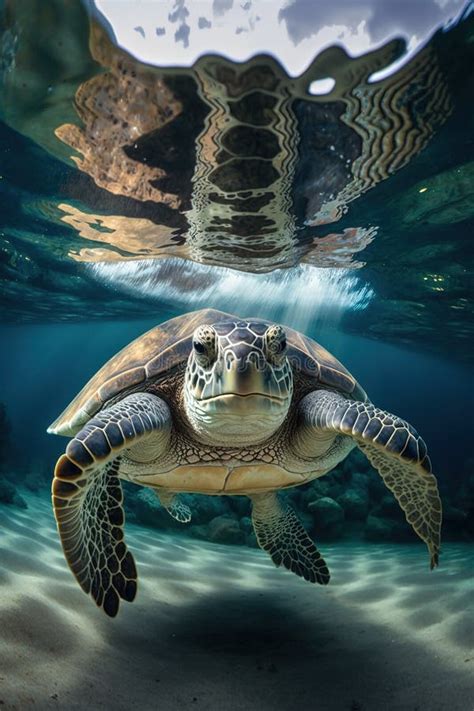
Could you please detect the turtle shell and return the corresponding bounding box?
[48,308,366,437]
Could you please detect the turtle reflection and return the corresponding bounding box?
[51,20,451,271]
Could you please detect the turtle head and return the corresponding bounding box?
[184,320,293,445]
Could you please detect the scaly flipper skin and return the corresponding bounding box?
[52,393,171,617]
[251,492,330,584]
[156,490,192,523]
[296,390,442,568]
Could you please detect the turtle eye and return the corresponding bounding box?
[278,337,287,353]
[265,325,287,362]
[193,341,206,355]
[192,325,217,364]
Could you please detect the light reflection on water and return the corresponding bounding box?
[89,258,375,331]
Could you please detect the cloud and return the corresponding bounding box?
[174,22,190,47]
[213,0,234,18]
[366,0,463,41]
[168,0,191,48]
[168,0,189,24]
[198,17,212,29]
[278,0,465,45]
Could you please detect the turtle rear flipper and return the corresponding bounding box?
[250,492,330,585]
[52,393,171,616]
[156,490,192,523]
[296,390,442,568]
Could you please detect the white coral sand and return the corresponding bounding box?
[0,493,472,710]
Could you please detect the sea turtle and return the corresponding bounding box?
[48,308,442,617]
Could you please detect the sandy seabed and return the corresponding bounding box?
[0,493,472,711]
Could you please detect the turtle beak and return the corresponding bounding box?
[225,353,266,396]
[211,346,289,403]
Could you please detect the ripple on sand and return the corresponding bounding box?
[406,607,445,629]
[0,595,81,653]
[0,496,473,710]
[448,614,474,650]
[339,584,395,604]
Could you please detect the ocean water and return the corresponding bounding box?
[0,2,473,710]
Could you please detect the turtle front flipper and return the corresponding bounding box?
[296,390,442,568]
[52,393,171,616]
[250,492,330,584]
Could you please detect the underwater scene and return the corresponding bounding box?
[0,1,473,709]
